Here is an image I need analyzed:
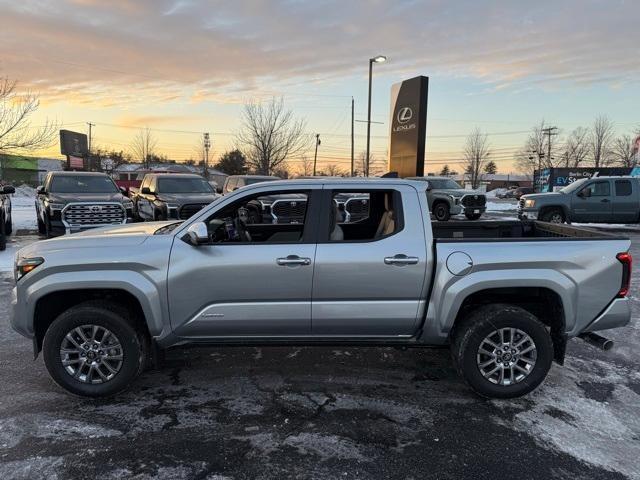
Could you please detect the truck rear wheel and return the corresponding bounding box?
[451,304,553,399]
[42,301,147,398]
[433,202,451,221]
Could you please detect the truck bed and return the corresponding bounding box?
[432,220,624,241]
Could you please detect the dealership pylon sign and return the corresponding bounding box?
[388,76,429,177]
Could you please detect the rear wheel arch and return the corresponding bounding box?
[450,287,567,364]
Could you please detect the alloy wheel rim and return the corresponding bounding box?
[476,327,537,386]
[59,325,124,384]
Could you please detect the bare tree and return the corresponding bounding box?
[130,128,157,169]
[236,98,308,175]
[589,115,615,167]
[320,163,347,177]
[563,127,590,167]
[610,134,636,167]
[463,128,491,189]
[295,156,314,176]
[0,77,56,154]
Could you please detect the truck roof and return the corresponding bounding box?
[234,177,428,191]
[49,171,110,176]
[145,173,205,179]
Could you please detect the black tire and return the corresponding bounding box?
[540,208,565,224]
[433,202,451,222]
[37,214,46,234]
[0,214,6,251]
[465,213,482,221]
[42,301,147,397]
[451,304,553,399]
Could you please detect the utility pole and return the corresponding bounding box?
[313,134,320,176]
[87,122,95,153]
[351,97,355,177]
[203,132,210,179]
[542,126,558,169]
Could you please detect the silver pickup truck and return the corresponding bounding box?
[11,179,632,399]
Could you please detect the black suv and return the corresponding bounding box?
[36,172,134,237]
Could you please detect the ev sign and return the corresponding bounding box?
[389,76,428,177]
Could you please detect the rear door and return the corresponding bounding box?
[572,180,613,222]
[612,179,637,223]
[311,184,430,336]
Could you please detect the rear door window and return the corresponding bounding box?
[615,180,632,196]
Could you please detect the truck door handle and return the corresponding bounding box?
[601,199,610,203]
[276,256,311,266]
[384,254,419,266]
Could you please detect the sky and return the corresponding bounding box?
[0,0,638,174]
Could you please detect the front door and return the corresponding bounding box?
[168,186,319,338]
[311,185,430,336]
[572,180,613,223]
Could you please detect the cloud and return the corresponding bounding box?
[0,0,638,107]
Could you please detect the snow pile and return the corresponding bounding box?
[11,198,37,231]
[12,184,36,198]
[486,188,508,198]
[486,201,518,212]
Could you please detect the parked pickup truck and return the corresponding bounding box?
[518,176,640,224]
[11,179,632,399]
[130,173,218,221]
[407,176,487,221]
[0,182,16,251]
[35,172,134,237]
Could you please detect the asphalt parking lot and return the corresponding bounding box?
[1,215,639,479]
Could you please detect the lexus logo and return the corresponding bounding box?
[397,107,413,124]
[89,205,102,213]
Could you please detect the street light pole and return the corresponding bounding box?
[313,134,320,176]
[366,55,386,177]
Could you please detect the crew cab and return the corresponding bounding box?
[518,176,640,223]
[130,173,218,221]
[407,176,487,221]
[35,172,134,237]
[0,182,16,251]
[11,179,632,399]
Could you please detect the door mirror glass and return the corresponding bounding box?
[141,186,153,195]
[2,185,15,194]
[185,222,209,246]
[36,185,45,194]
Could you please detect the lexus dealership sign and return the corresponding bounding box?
[389,76,429,177]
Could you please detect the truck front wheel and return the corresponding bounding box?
[42,301,147,397]
[541,208,565,223]
[433,202,451,221]
[451,304,553,399]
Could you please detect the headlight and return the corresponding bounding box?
[524,199,536,208]
[44,200,63,212]
[15,257,44,282]
[166,204,179,210]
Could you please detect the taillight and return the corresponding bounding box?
[616,252,632,298]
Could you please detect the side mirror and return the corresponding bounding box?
[578,189,591,198]
[184,222,209,246]
[36,185,45,195]
[425,182,432,191]
[119,187,128,195]
[233,186,239,191]
[1,185,15,194]
[141,187,152,195]
[217,187,223,194]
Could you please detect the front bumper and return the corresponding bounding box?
[517,208,539,220]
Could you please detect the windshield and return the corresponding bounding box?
[560,178,589,194]
[244,177,280,186]
[50,175,119,193]
[158,177,213,193]
[428,179,463,189]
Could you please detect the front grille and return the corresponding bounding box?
[344,197,369,222]
[179,203,208,220]
[461,194,486,208]
[62,203,125,227]
[271,199,307,223]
